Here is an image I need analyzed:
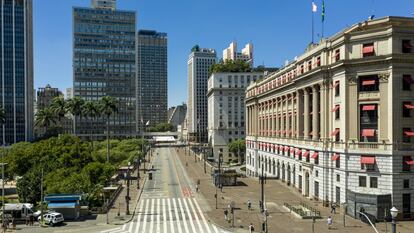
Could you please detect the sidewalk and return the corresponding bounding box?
[176,147,414,233]
[96,155,153,226]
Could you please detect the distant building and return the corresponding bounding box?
[66,88,73,100]
[73,1,137,138]
[208,72,264,163]
[137,30,168,130]
[223,42,253,67]
[187,47,217,143]
[168,104,187,130]
[36,85,62,110]
[0,0,34,144]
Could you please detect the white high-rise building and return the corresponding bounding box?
[223,42,254,67]
[187,46,217,143]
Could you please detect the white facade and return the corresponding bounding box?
[208,72,263,163]
[223,42,254,67]
[187,48,217,142]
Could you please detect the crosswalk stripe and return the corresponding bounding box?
[100,228,120,233]
[173,198,183,233]
[134,200,144,233]
[168,198,175,233]
[156,198,161,233]
[177,198,190,233]
[211,223,220,233]
[183,198,197,233]
[141,199,150,232]
[149,198,155,233]
[193,198,213,233]
[162,198,167,233]
[188,198,205,233]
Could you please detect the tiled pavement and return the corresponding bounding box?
[176,147,414,233]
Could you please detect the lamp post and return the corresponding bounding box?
[136,158,140,189]
[390,206,398,233]
[125,162,131,215]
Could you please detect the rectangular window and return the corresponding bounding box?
[404,179,410,189]
[403,101,413,118]
[334,49,340,62]
[334,81,340,96]
[335,156,340,168]
[362,43,375,57]
[316,56,321,67]
[332,105,340,120]
[402,40,412,53]
[370,177,378,188]
[336,174,340,182]
[308,61,312,71]
[403,156,413,172]
[359,75,379,92]
[359,176,367,187]
[403,128,412,143]
[403,75,413,91]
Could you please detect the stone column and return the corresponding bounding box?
[281,97,286,137]
[275,98,280,137]
[312,86,320,141]
[296,90,304,138]
[286,94,291,138]
[291,93,296,138]
[304,89,310,139]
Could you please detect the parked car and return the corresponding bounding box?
[38,212,64,226]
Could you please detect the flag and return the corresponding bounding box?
[312,2,317,12]
[145,120,150,126]
[322,0,325,22]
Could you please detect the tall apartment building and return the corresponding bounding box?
[137,30,168,130]
[208,72,263,163]
[187,47,217,142]
[36,85,62,110]
[73,0,137,138]
[223,42,253,67]
[0,0,34,144]
[246,17,414,220]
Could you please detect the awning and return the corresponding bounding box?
[331,129,340,136]
[290,147,295,153]
[331,105,340,112]
[404,130,414,137]
[362,80,376,86]
[284,146,290,152]
[332,81,339,88]
[296,150,302,156]
[404,75,414,84]
[406,160,414,165]
[48,202,78,209]
[360,156,376,164]
[404,103,414,109]
[361,129,375,137]
[362,105,376,111]
[363,45,374,54]
[311,152,319,159]
[331,154,340,161]
[303,151,310,158]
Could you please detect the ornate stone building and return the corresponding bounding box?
[245,17,414,220]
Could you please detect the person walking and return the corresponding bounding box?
[330,202,336,214]
[224,209,228,221]
[247,199,252,211]
[195,184,199,193]
[327,216,333,230]
[248,223,254,233]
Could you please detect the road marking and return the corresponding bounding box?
[173,198,183,233]
[168,198,175,233]
[162,198,167,233]
[188,198,205,233]
[183,198,197,233]
[149,198,155,233]
[141,199,149,232]
[178,198,190,233]
[100,228,120,233]
[134,200,145,233]
[211,223,220,233]
[156,198,161,233]
[194,198,213,233]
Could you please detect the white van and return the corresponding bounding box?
[38,212,64,226]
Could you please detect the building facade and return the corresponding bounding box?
[168,103,186,130]
[0,0,34,144]
[223,42,253,67]
[208,72,263,163]
[187,47,216,143]
[73,1,137,138]
[246,17,414,220]
[36,84,62,110]
[137,30,167,130]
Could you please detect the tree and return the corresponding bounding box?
[50,96,67,121]
[99,96,118,163]
[210,60,251,75]
[35,107,57,137]
[83,101,100,149]
[66,97,85,135]
[147,123,174,132]
[228,139,246,164]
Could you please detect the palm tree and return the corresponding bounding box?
[35,107,57,137]
[66,97,85,135]
[50,96,67,121]
[99,96,118,163]
[83,101,100,149]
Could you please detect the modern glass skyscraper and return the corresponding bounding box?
[0,0,34,144]
[73,0,137,138]
[137,30,168,131]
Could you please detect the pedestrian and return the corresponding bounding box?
[331,202,336,214]
[249,223,254,233]
[327,216,333,230]
[224,209,228,221]
[220,184,223,193]
[195,184,199,192]
[247,199,252,211]
[259,200,263,212]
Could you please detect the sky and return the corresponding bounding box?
[34,0,413,107]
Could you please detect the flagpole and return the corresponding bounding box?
[322,0,325,39]
[312,1,314,44]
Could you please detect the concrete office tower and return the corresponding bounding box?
[73,1,136,138]
[208,72,263,163]
[168,104,187,130]
[245,17,414,220]
[36,85,62,110]
[137,30,168,130]
[0,0,34,144]
[187,46,217,143]
[92,0,116,10]
[223,42,254,67]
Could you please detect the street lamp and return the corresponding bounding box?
[136,158,141,189]
[390,206,398,233]
[125,162,131,215]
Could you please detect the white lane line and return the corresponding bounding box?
[162,198,167,233]
[188,198,205,233]
[100,228,120,233]
[156,198,161,233]
[182,198,197,233]
[141,199,150,233]
[168,198,175,233]
[211,223,220,233]
[134,200,145,233]
[177,198,190,233]
[149,199,155,233]
[173,198,183,233]
[193,198,213,233]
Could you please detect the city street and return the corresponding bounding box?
[101,147,229,233]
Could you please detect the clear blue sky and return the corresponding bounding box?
[34,0,412,107]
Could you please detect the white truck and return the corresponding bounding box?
[1,203,35,221]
